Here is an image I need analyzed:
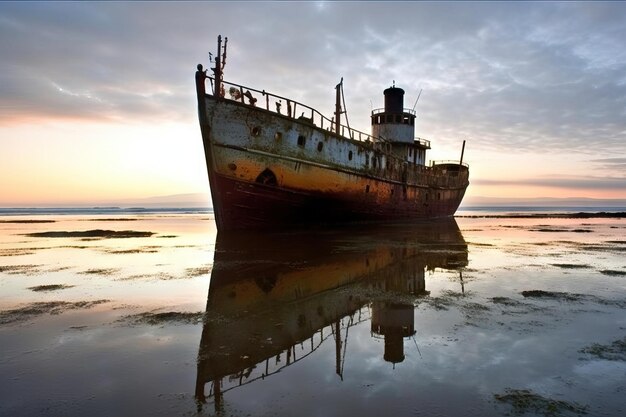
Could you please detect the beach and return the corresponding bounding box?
[1,212,624,416]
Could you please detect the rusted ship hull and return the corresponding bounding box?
[199,98,468,231]
[196,37,469,231]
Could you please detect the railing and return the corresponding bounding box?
[414,137,431,148]
[432,160,470,168]
[209,76,386,144]
[371,107,417,116]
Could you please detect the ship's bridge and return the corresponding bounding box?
[371,87,418,145]
[371,86,429,165]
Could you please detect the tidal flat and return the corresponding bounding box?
[0,214,624,417]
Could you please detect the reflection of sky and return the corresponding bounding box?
[1,2,625,204]
[1,215,625,416]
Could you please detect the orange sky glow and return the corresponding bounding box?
[1,2,624,207]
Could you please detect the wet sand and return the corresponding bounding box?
[0,214,624,417]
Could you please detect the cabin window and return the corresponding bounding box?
[297,135,306,147]
[275,132,282,141]
[251,126,261,137]
[365,185,370,193]
[348,150,353,161]
[317,142,323,152]
[395,115,402,123]
[372,156,377,168]
[365,154,369,167]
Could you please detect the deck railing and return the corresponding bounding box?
[371,107,417,116]
[414,137,431,148]
[209,76,383,144]
[205,76,469,182]
[431,160,470,168]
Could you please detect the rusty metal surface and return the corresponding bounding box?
[198,78,468,231]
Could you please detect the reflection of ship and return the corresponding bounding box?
[195,219,467,412]
[196,36,469,231]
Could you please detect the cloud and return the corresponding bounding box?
[1,1,625,157]
[591,158,626,173]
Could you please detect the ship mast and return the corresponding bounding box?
[213,35,227,98]
[334,78,343,134]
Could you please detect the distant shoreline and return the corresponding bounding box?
[456,211,626,219]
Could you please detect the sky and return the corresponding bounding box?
[1,1,625,207]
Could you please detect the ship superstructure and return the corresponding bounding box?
[196,36,469,231]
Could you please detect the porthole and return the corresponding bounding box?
[275,132,282,141]
[317,142,323,152]
[251,126,261,137]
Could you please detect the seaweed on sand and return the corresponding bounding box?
[0,300,109,325]
[185,265,213,278]
[599,269,626,276]
[24,229,154,238]
[78,268,120,276]
[0,219,55,223]
[520,290,584,301]
[121,311,204,326]
[494,388,588,416]
[28,284,74,292]
[491,297,523,306]
[520,290,626,308]
[579,336,626,361]
[550,263,591,269]
[0,264,42,275]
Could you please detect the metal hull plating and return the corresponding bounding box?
[199,96,468,231]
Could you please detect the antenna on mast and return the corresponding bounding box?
[412,89,423,111]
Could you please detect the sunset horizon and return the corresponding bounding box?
[1,2,625,209]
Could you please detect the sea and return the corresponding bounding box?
[1,206,624,416]
[1,205,624,216]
